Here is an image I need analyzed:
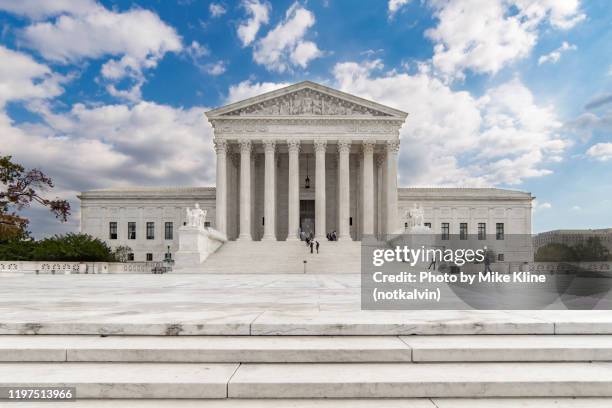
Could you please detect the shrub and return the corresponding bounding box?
[0,233,115,262]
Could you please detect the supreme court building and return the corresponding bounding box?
[79,81,533,262]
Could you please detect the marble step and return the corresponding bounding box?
[0,335,412,363]
[9,399,612,408]
[228,362,612,398]
[0,363,238,399]
[4,362,612,399]
[4,335,612,363]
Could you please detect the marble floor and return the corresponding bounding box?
[0,274,611,335]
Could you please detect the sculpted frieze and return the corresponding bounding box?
[221,88,392,117]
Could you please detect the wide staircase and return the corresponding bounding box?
[180,240,362,273]
[3,330,612,406]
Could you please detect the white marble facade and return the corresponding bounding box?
[79,81,533,261]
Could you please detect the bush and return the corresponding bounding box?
[0,233,116,262]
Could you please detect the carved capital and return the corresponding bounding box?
[314,139,327,153]
[287,139,301,154]
[213,138,227,154]
[386,140,400,153]
[362,139,376,155]
[337,140,351,154]
[239,138,252,154]
[263,140,276,154]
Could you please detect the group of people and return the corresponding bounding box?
[305,235,320,254]
[326,231,338,241]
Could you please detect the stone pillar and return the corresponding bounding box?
[386,140,400,236]
[377,154,387,236]
[314,139,327,239]
[337,140,351,240]
[262,140,276,241]
[238,138,252,241]
[287,140,300,241]
[362,140,375,236]
[214,138,227,236]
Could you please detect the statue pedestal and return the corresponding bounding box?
[174,226,227,270]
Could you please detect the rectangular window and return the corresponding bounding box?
[204,221,211,228]
[478,223,486,240]
[128,222,136,240]
[165,222,173,240]
[497,253,505,262]
[146,253,153,262]
[424,222,431,228]
[127,253,134,261]
[146,222,154,240]
[496,223,505,240]
[109,222,117,240]
[441,223,450,240]
[459,223,468,240]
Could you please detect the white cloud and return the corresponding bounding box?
[209,3,227,18]
[388,0,411,17]
[332,60,567,186]
[2,101,215,237]
[253,3,322,72]
[425,0,585,80]
[0,45,67,107]
[237,0,270,47]
[538,41,576,65]
[204,61,227,76]
[14,3,182,101]
[571,205,582,211]
[225,80,292,104]
[0,0,97,19]
[533,200,552,212]
[586,143,612,161]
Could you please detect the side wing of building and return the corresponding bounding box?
[78,187,216,262]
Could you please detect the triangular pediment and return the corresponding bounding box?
[206,81,407,119]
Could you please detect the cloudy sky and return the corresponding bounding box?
[0,0,610,236]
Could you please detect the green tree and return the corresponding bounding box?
[0,234,115,262]
[573,237,610,262]
[0,155,70,241]
[112,245,133,263]
[535,243,577,262]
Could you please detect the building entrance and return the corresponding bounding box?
[300,200,315,240]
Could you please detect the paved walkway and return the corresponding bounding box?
[0,274,610,335]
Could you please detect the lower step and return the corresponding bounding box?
[3,362,612,398]
[3,398,612,407]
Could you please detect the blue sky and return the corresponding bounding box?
[0,0,610,236]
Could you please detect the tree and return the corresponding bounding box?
[0,233,115,262]
[112,245,133,263]
[573,237,610,262]
[0,155,70,240]
[535,243,577,262]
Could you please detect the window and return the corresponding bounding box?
[478,223,486,240]
[146,222,154,240]
[441,223,450,240]
[128,222,136,240]
[404,222,408,228]
[424,222,431,228]
[460,223,468,240]
[349,217,353,226]
[496,223,505,240]
[109,222,117,240]
[146,253,153,262]
[165,222,173,240]
[204,221,211,228]
[127,253,134,261]
[497,253,505,262]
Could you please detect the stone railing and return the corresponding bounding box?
[0,261,169,275]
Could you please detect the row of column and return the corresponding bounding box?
[214,138,400,241]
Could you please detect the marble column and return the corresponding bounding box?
[337,140,351,240]
[287,140,300,241]
[386,140,400,236]
[362,140,375,236]
[238,138,252,241]
[214,138,227,236]
[262,140,276,241]
[314,139,327,239]
[377,154,387,236]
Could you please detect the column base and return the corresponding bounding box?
[237,234,252,241]
[261,235,276,241]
